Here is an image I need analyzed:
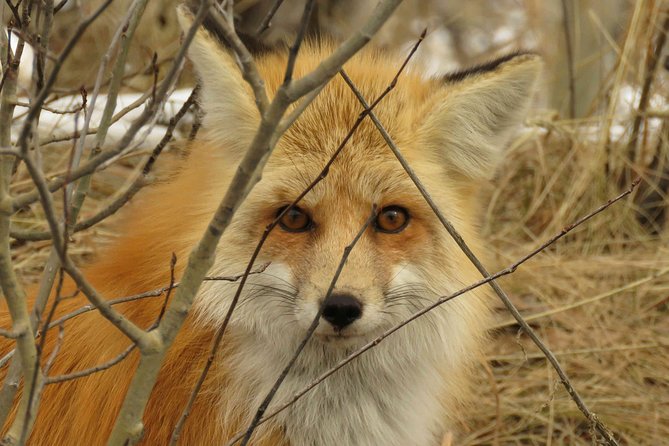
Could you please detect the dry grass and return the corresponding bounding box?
[455,3,669,442]
[9,1,669,445]
[462,133,669,445]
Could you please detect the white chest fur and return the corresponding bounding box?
[227,323,449,446]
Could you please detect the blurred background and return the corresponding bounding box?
[4,1,668,444]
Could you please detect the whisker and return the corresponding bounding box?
[253,272,298,291]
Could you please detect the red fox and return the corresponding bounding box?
[1,10,540,445]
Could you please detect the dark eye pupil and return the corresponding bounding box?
[287,209,302,223]
[384,211,399,223]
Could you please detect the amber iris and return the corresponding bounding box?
[277,206,312,232]
[375,206,410,233]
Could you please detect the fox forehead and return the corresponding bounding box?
[249,44,441,208]
[260,43,435,161]
[258,157,423,212]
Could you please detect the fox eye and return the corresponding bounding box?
[277,206,313,233]
[375,206,410,233]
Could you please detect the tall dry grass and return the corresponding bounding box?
[464,2,669,443]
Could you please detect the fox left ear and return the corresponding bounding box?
[420,53,541,179]
[177,7,260,154]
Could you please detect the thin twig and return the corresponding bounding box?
[34,87,153,147]
[45,264,271,332]
[282,0,315,84]
[255,0,286,36]
[156,254,178,325]
[46,343,135,385]
[53,0,69,14]
[11,100,84,114]
[142,87,198,175]
[3,0,23,26]
[42,324,64,375]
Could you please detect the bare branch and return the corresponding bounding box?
[46,343,136,385]
[282,0,315,84]
[255,0,286,36]
[43,324,64,375]
[53,0,69,14]
[11,100,84,114]
[560,0,576,119]
[33,87,152,147]
[626,12,669,164]
[0,1,39,432]
[3,0,23,27]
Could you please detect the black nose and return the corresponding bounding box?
[321,293,362,329]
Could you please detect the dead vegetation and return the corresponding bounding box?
[5,0,669,445]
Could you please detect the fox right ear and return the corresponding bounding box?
[177,7,260,153]
[419,53,541,180]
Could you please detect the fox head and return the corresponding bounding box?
[175,13,541,355]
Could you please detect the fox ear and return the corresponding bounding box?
[177,7,260,153]
[420,53,541,179]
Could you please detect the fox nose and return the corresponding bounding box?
[321,293,363,329]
